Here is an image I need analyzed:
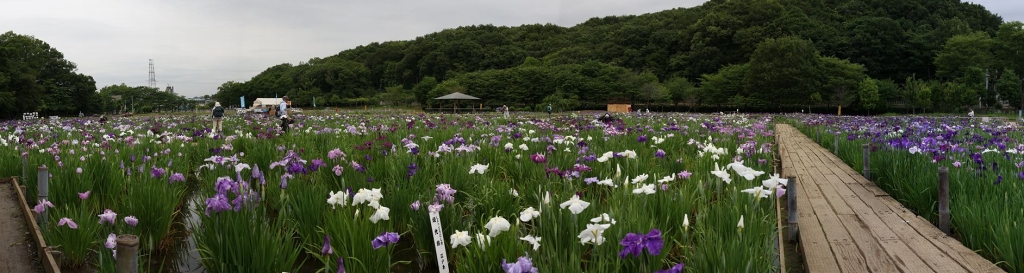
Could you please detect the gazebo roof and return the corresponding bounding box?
[434,92,480,100]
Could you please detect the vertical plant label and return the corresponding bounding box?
[429,210,450,273]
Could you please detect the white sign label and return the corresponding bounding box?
[429,210,450,273]
[22,112,38,120]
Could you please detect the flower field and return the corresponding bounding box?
[790,114,1024,272]
[1,112,784,272]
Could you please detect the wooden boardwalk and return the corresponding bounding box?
[776,124,1003,273]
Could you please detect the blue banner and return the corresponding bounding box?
[240,96,246,108]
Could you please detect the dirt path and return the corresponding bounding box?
[0,179,42,272]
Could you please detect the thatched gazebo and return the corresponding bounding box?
[433,92,480,113]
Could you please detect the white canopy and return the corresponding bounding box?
[251,98,284,109]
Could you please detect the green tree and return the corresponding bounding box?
[744,36,821,107]
[858,78,880,114]
[820,56,867,108]
[904,76,932,113]
[0,31,98,117]
[997,70,1022,109]
[876,79,900,110]
[935,32,993,80]
[663,77,696,107]
[994,22,1024,80]
[412,77,439,105]
[541,91,581,112]
[701,64,748,107]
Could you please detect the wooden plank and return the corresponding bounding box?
[774,124,1003,273]
[827,178,945,273]
[835,214,899,272]
[875,197,1004,272]
[800,173,869,272]
[796,178,843,272]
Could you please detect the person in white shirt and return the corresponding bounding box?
[503,105,509,118]
[968,109,974,117]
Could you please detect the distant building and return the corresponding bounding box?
[188,96,209,104]
[165,85,175,94]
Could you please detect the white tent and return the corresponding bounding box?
[251,98,284,109]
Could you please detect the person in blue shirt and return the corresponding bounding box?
[279,96,292,133]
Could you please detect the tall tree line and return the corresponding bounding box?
[0,31,196,118]
[0,31,98,117]
[201,0,1014,113]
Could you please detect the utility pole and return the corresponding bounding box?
[148,59,156,88]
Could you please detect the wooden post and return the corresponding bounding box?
[116,235,139,273]
[37,166,48,227]
[862,144,870,180]
[834,134,839,154]
[773,232,780,268]
[21,147,28,182]
[787,176,798,242]
[938,167,950,235]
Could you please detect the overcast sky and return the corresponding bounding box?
[2,0,1021,97]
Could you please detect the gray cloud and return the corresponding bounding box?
[1,0,1019,97]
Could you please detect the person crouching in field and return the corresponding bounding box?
[211,102,225,134]
[279,96,293,133]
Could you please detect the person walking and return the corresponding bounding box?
[279,96,292,133]
[546,104,552,117]
[968,108,975,117]
[503,105,510,119]
[211,102,225,134]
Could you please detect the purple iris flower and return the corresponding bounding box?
[215,177,237,195]
[435,184,457,204]
[169,172,185,183]
[655,149,666,158]
[644,229,664,255]
[428,202,444,212]
[280,173,293,189]
[584,177,599,185]
[501,256,538,273]
[124,216,139,226]
[251,164,262,180]
[322,235,333,255]
[371,232,399,249]
[150,167,166,178]
[204,194,231,216]
[309,159,327,172]
[619,228,663,258]
[287,161,307,175]
[336,256,346,273]
[637,135,648,143]
[407,163,418,178]
[351,161,366,173]
[530,153,546,164]
[654,263,685,273]
[618,233,644,258]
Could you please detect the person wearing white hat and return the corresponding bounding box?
[211,102,224,134]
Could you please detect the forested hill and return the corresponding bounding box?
[213,0,1022,113]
